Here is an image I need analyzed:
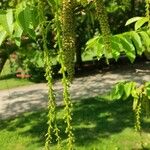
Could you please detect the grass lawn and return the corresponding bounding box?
[0,97,150,150]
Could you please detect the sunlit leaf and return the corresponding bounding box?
[135,17,149,30]
[0,27,7,45]
[0,9,13,35]
[130,31,143,55]
[125,17,142,26]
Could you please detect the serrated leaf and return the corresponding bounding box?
[122,82,135,100]
[111,41,121,61]
[125,17,142,26]
[86,36,100,49]
[139,31,150,50]
[135,17,149,30]
[17,6,37,39]
[13,22,23,46]
[30,6,39,29]
[131,31,143,55]
[111,36,122,61]
[0,28,7,45]
[0,9,13,35]
[119,35,136,63]
[110,82,125,100]
[85,36,103,59]
[17,7,32,31]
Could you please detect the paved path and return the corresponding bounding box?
[0,61,150,119]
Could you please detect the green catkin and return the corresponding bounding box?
[145,99,150,117]
[145,0,150,28]
[134,86,143,132]
[135,101,142,131]
[95,0,112,64]
[62,0,76,82]
[38,1,61,149]
[143,96,150,117]
[61,0,76,149]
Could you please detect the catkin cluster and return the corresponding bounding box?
[38,1,61,149]
[95,0,112,63]
[145,0,150,28]
[62,0,76,82]
[133,85,150,132]
[61,1,76,149]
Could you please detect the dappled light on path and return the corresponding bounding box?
[0,61,150,119]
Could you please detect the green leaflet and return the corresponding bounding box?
[85,36,104,59]
[125,16,149,30]
[0,27,7,45]
[110,81,136,101]
[119,35,136,63]
[96,37,104,59]
[130,31,143,55]
[111,36,122,61]
[125,17,142,26]
[122,82,136,100]
[13,22,23,46]
[85,29,150,62]
[85,35,100,50]
[17,5,39,39]
[0,9,13,35]
[110,82,125,100]
[111,41,120,61]
[135,17,149,30]
[139,31,150,52]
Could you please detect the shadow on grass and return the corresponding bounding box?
[0,97,149,148]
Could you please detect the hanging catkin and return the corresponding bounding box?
[37,1,61,149]
[95,0,112,63]
[62,0,76,82]
[61,0,76,149]
[145,0,150,28]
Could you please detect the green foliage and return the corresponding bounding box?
[10,49,44,75]
[0,9,13,35]
[85,29,150,62]
[0,9,13,45]
[125,17,142,26]
[126,17,149,30]
[135,17,149,30]
[110,81,150,131]
[0,1,40,46]
[125,0,150,31]
[17,5,39,39]
[0,28,7,45]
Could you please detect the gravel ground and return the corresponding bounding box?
[0,60,150,119]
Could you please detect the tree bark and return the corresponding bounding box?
[0,50,8,74]
[76,38,83,69]
[130,0,135,17]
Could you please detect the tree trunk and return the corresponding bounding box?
[76,38,82,69]
[0,50,8,74]
[130,0,135,17]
